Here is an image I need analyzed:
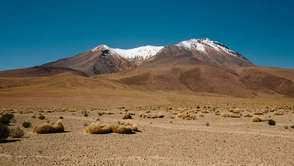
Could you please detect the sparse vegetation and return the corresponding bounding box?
[22,121,32,128]
[84,113,88,117]
[33,119,64,134]
[0,113,14,125]
[9,127,24,138]
[38,114,45,120]
[252,117,262,122]
[85,120,138,134]
[268,119,276,126]
[85,122,113,134]
[122,113,132,119]
[0,123,9,140]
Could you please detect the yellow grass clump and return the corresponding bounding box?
[85,122,113,134]
[122,113,132,119]
[252,117,266,122]
[113,126,133,134]
[33,119,64,134]
[273,111,284,115]
[221,113,241,118]
[139,112,164,119]
[122,120,138,131]
[85,120,139,134]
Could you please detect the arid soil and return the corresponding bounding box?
[1,95,294,166]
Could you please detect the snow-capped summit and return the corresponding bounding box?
[91,44,109,52]
[177,38,242,58]
[112,45,164,60]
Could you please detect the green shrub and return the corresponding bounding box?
[268,119,276,126]
[2,113,14,120]
[0,116,10,125]
[0,123,9,140]
[0,113,15,125]
[9,127,24,138]
[22,121,32,128]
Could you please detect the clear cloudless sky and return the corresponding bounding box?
[0,0,293,71]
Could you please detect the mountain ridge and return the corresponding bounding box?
[43,38,253,76]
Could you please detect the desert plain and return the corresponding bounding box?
[0,86,294,166]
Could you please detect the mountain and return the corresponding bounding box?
[2,37,293,98]
[145,38,253,67]
[43,45,135,76]
[44,38,253,76]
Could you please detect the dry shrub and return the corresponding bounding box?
[244,114,253,117]
[221,113,241,118]
[230,109,241,114]
[33,119,64,134]
[176,113,183,118]
[273,111,284,115]
[85,121,137,134]
[139,112,163,119]
[251,117,270,122]
[22,121,32,128]
[201,110,209,114]
[113,126,133,134]
[122,120,138,131]
[9,127,24,138]
[0,123,9,140]
[38,114,45,120]
[85,122,113,134]
[122,113,132,119]
[199,114,204,117]
[171,111,178,115]
[254,112,264,115]
[268,119,276,126]
[156,112,164,118]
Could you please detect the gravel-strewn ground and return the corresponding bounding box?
[1,109,294,166]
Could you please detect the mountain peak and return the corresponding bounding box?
[91,44,109,52]
[176,38,243,58]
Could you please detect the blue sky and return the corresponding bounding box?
[0,0,293,71]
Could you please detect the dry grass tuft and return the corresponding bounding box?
[33,119,64,134]
[85,122,113,134]
[254,112,264,115]
[113,126,133,134]
[273,111,284,115]
[122,120,138,131]
[252,117,262,122]
[9,127,24,138]
[85,120,138,134]
[122,113,132,119]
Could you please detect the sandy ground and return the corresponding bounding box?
[1,106,294,166]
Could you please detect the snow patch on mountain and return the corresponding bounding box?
[91,44,109,52]
[177,38,240,57]
[113,45,164,59]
